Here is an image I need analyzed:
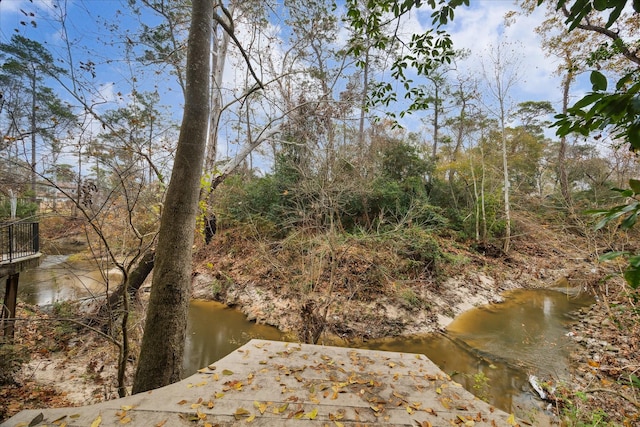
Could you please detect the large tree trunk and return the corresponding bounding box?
[132,0,212,394]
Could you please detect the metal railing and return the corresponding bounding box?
[0,221,40,263]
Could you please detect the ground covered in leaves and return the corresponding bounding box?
[0,303,124,422]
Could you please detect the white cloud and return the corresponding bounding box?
[446,1,564,107]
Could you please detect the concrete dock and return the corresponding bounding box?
[2,339,521,426]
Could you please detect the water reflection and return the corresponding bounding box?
[18,255,121,306]
[183,300,289,375]
[183,289,593,416]
[446,289,592,380]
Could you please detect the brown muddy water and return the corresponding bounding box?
[15,256,594,417]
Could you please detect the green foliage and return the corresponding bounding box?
[345,0,469,120]
[51,301,81,345]
[0,344,29,385]
[471,371,490,402]
[397,285,432,310]
[399,288,422,308]
[555,70,640,150]
[561,398,617,427]
[0,198,38,220]
[589,179,640,289]
[219,139,449,235]
[210,273,234,297]
[544,0,639,31]
[381,141,432,181]
[394,226,443,276]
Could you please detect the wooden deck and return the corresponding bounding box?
[2,339,523,426]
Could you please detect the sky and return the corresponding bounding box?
[0,0,570,103]
[0,0,601,172]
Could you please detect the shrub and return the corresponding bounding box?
[0,344,29,385]
[0,198,38,220]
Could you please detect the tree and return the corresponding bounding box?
[481,43,522,254]
[515,0,636,207]
[534,0,640,288]
[345,0,470,120]
[512,101,554,195]
[0,35,75,199]
[132,0,212,393]
[542,0,640,148]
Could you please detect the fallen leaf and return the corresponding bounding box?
[121,405,134,411]
[29,413,44,427]
[254,401,268,414]
[177,400,187,405]
[222,369,234,375]
[215,392,225,398]
[246,414,256,423]
[155,420,167,427]
[234,407,251,420]
[507,413,518,426]
[305,408,318,420]
[51,415,67,425]
[90,415,102,427]
[274,403,289,414]
[119,416,132,424]
[329,410,345,420]
[439,398,451,409]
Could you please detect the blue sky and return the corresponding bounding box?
[0,0,569,107]
[0,0,608,165]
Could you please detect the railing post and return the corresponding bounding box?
[8,223,13,262]
[33,222,39,253]
[2,273,19,340]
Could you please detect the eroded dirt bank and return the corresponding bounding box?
[190,220,604,342]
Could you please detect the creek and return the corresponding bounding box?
[15,255,594,417]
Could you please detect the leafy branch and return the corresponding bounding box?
[588,179,640,289]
